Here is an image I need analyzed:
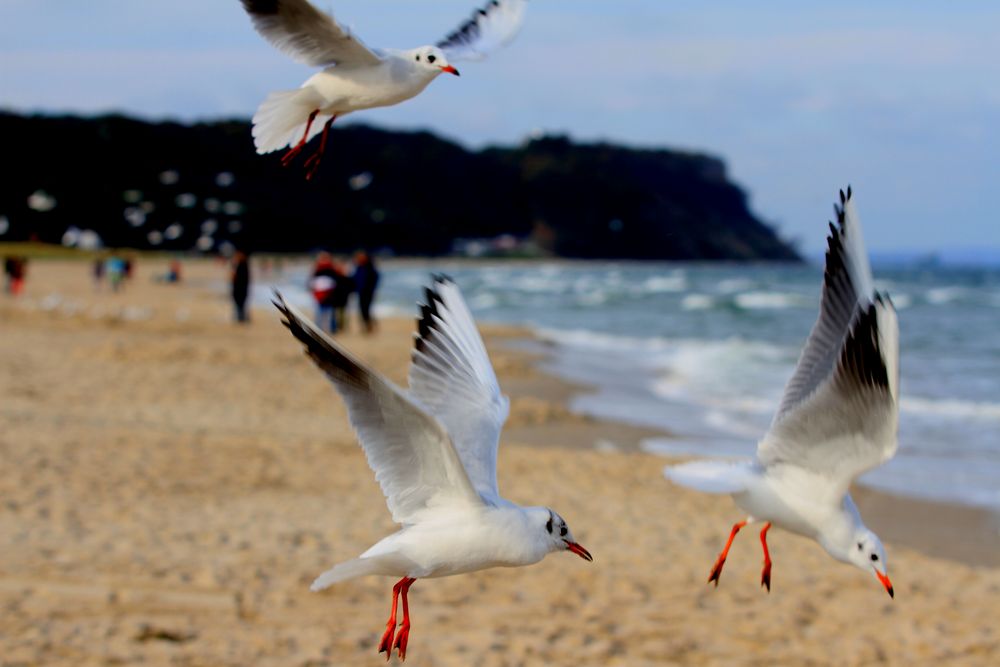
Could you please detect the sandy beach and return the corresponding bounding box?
[2,258,999,666]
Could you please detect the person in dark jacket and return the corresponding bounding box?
[352,250,380,334]
[231,250,251,323]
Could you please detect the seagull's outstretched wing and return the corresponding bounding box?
[757,188,899,495]
[437,0,528,61]
[240,0,382,68]
[408,277,510,503]
[274,293,482,525]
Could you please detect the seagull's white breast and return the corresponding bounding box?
[734,465,843,540]
[305,59,438,113]
[368,506,549,579]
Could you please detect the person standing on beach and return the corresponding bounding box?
[231,250,251,324]
[92,255,106,291]
[3,256,14,294]
[5,256,27,296]
[331,259,354,333]
[309,252,339,333]
[106,254,125,292]
[352,250,380,334]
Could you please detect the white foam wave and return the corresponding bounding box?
[926,287,966,305]
[681,294,714,310]
[716,278,753,294]
[641,274,687,293]
[901,397,1000,421]
[890,293,912,309]
[734,291,807,310]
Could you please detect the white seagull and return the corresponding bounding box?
[273,276,592,662]
[664,187,899,598]
[240,0,529,178]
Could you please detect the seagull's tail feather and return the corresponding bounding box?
[251,87,328,155]
[664,459,755,494]
[310,556,401,591]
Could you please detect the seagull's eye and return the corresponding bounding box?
[428,55,437,64]
[560,526,567,537]
[871,554,879,562]
[415,55,421,62]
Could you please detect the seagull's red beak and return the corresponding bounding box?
[440,65,460,76]
[564,540,593,562]
[875,570,894,599]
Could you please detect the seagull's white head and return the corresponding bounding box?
[847,528,893,598]
[533,508,592,562]
[411,46,460,77]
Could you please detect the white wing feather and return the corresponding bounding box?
[240,0,383,68]
[437,0,528,61]
[409,277,509,503]
[757,188,900,493]
[274,293,482,525]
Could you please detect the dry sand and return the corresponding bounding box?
[1,258,999,666]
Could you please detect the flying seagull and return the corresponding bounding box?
[273,276,591,661]
[665,187,899,598]
[240,0,529,178]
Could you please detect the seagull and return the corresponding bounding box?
[664,187,899,598]
[273,276,592,662]
[239,0,529,178]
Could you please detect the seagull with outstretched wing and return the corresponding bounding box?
[273,275,591,662]
[239,0,529,178]
[665,187,900,598]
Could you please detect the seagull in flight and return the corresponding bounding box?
[240,0,529,178]
[273,276,592,661]
[665,187,899,598]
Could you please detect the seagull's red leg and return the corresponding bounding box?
[281,109,319,167]
[759,522,773,592]
[708,519,747,586]
[392,577,416,661]
[304,114,338,180]
[377,578,406,659]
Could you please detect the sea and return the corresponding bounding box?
[268,261,1000,513]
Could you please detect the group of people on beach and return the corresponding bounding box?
[308,250,380,334]
[91,253,135,292]
[227,250,379,333]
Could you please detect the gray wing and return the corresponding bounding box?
[757,188,900,492]
[274,293,482,525]
[240,0,382,68]
[437,0,528,61]
[408,277,510,503]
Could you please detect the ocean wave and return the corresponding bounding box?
[901,397,1000,421]
[925,286,968,305]
[681,294,714,310]
[733,291,808,310]
[640,274,687,293]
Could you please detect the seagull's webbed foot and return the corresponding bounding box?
[281,142,307,167]
[759,522,773,593]
[281,109,319,168]
[304,151,324,181]
[391,577,416,661]
[393,619,411,661]
[304,114,337,181]
[377,578,406,660]
[377,621,396,659]
[708,519,747,587]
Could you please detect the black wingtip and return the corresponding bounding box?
[430,273,454,286]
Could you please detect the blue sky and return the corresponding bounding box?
[2,1,998,255]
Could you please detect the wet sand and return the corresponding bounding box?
[1,258,998,666]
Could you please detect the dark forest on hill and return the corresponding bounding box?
[0,112,799,261]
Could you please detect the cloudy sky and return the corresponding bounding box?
[2,1,998,255]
